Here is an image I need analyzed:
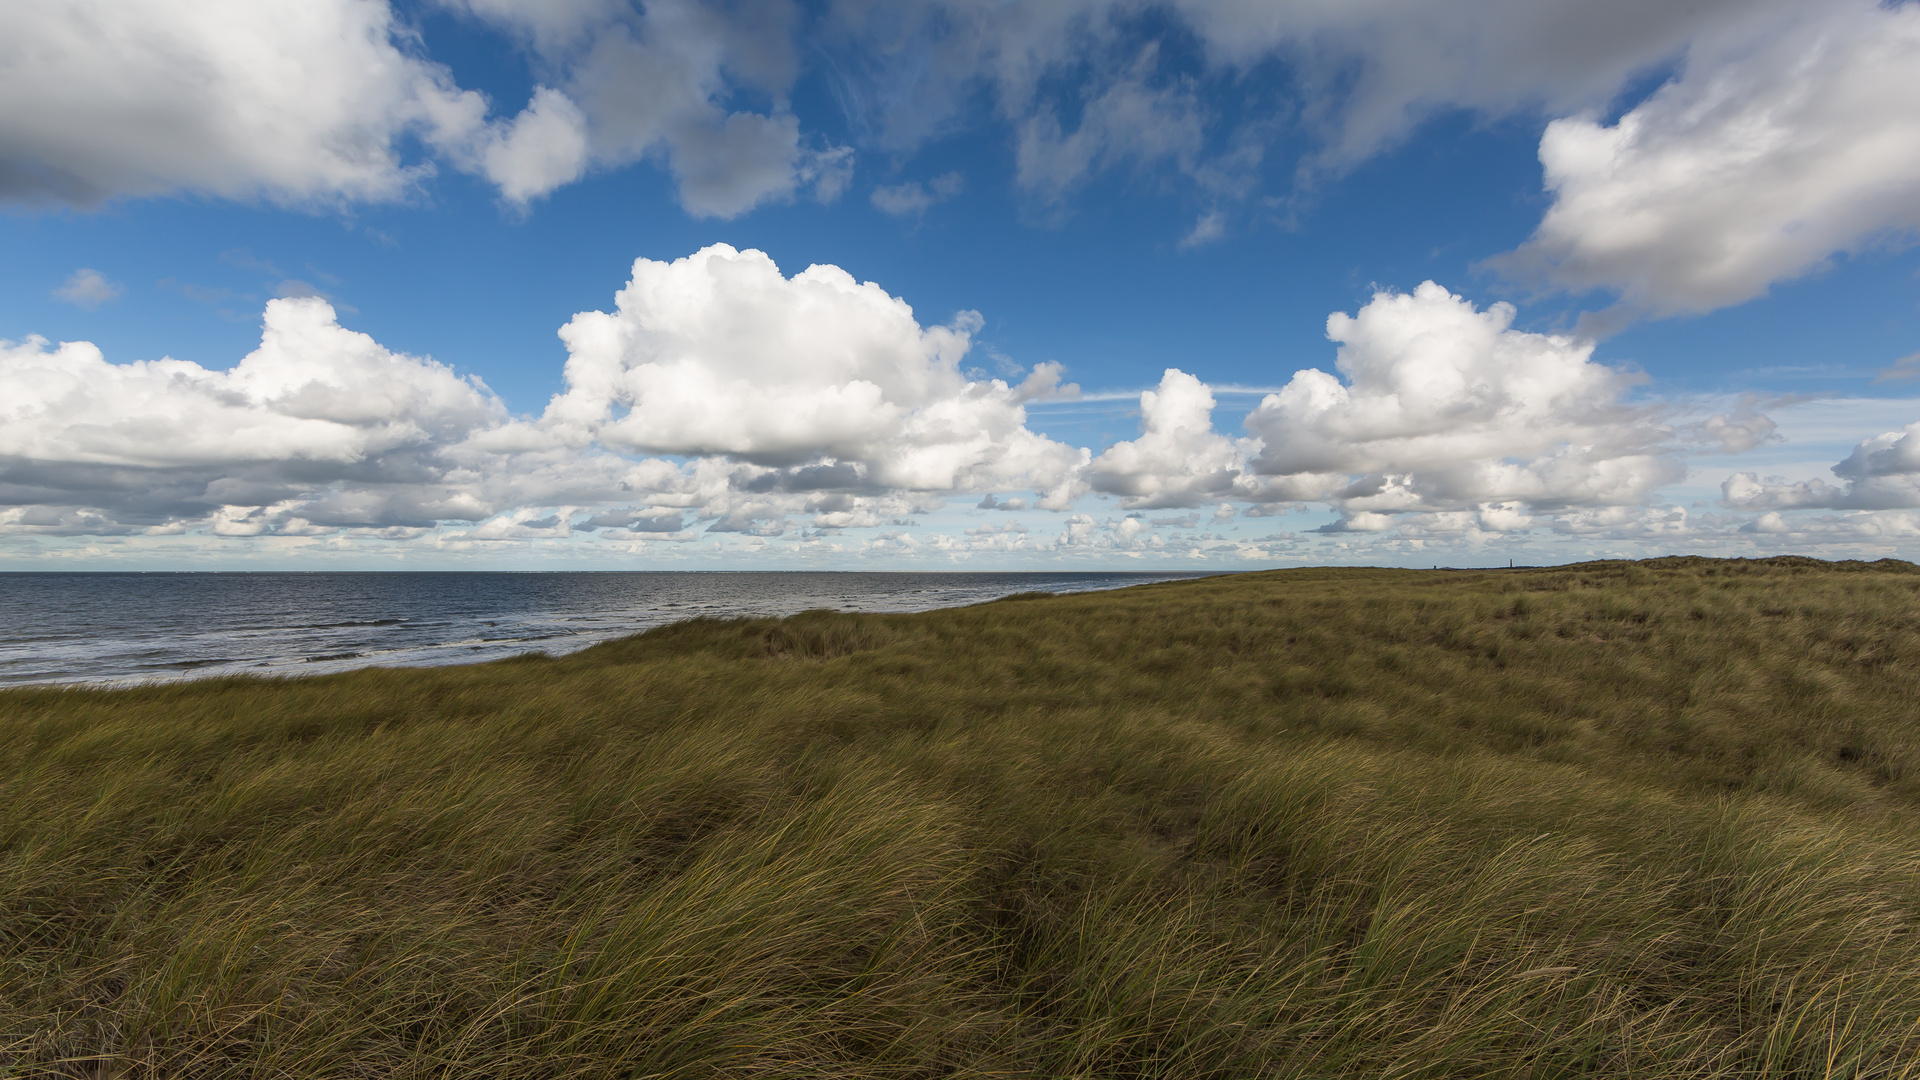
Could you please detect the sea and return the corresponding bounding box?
[0,571,1219,688]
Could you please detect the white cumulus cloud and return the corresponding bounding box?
[1085,369,1254,509]
[1,245,1118,545]
[474,87,593,204]
[534,244,1088,506]
[1724,418,1920,512]
[1500,1,1920,317]
[0,0,489,206]
[1244,281,1683,527]
[0,297,509,530]
[0,253,1868,560]
[1,298,500,469]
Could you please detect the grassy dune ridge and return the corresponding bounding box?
[5,556,1920,1077]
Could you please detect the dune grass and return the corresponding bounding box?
[5,555,1920,1077]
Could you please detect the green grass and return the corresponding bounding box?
[6,555,1920,1077]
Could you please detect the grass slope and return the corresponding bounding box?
[5,556,1920,1078]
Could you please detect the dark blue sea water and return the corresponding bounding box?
[0,571,1218,687]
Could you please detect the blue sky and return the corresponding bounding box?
[3,0,1919,569]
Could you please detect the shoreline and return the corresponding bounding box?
[0,569,1227,691]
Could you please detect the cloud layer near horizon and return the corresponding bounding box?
[8,244,1911,559]
[1,246,1089,544]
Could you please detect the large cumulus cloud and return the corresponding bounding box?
[2,298,499,468]
[1085,369,1272,510]
[1023,279,1743,542]
[0,250,1852,557]
[1243,282,1683,530]
[0,296,735,540]
[0,246,1089,542]
[0,0,487,206]
[1498,1,1920,317]
[532,244,1086,506]
[0,298,508,531]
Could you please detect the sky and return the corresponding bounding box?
[3,0,1920,570]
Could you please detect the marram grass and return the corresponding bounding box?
[5,556,1920,1077]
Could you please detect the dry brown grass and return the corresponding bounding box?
[4,555,1920,1077]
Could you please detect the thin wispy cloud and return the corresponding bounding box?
[53,269,121,309]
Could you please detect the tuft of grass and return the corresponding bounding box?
[6,556,1920,1076]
